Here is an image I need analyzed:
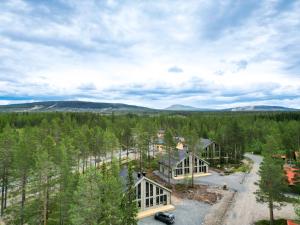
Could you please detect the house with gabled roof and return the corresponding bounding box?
[199,138,228,164]
[155,138,165,152]
[120,168,173,214]
[158,150,209,179]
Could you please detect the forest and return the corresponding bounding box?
[0,111,300,225]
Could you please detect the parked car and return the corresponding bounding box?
[154,212,175,224]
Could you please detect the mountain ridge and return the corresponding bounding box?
[164,104,212,111]
[223,105,299,112]
[0,101,155,113]
[0,101,299,112]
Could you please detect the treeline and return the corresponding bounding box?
[0,112,300,224]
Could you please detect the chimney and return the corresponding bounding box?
[137,172,141,178]
[142,172,146,177]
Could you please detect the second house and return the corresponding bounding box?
[159,150,209,179]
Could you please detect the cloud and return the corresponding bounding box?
[168,66,183,73]
[234,60,248,72]
[0,0,299,108]
[78,83,97,91]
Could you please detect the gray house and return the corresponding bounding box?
[199,138,228,164]
[159,150,209,179]
[120,169,172,212]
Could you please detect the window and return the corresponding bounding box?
[176,161,183,176]
[184,158,189,167]
[150,184,153,196]
[184,157,190,174]
[135,183,142,209]
[176,168,183,176]
[146,182,149,197]
[163,195,167,205]
[155,186,168,206]
[137,183,141,199]
[145,181,154,208]
[198,159,207,173]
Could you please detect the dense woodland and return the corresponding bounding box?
[0,112,300,225]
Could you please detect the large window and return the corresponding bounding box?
[136,183,141,209]
[175,161,183,176]
[194,157,198,173]
[197,159,207,173]
[156,186,167,206]
[184,157,190,174]
[145,181,154,208]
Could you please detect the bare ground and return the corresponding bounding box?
[223,154,296,225]
[203,190,236,225]
[148,171,222,205]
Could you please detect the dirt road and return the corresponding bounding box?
[223,153,296,225]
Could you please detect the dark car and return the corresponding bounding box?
[154,212,175,224]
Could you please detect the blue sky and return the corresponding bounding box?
[0,0,300,109]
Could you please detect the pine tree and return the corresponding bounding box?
[70,168,103,225]
[122,163,138,225]
[187,129,198,188]
[70,162,123,225]
[164,130,175,185]
[0,124,15,217]
[255,156,287,225]
[13,127,36,224]
[33,135,57,225]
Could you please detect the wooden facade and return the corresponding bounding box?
[135,176,171,212]
[199,138,228,164]
[159,151,209,179]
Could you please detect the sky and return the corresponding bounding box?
[0,0,300,109]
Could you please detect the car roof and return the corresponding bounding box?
[157,212,174,216]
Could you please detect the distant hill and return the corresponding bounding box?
[0,101,155,113]
[223,105,299,112]
[0,101,298,113]
[164,104,212,111]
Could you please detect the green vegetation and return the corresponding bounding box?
[254,219,287,225]
[255,156,288,225]
[0,111,299,224]
[233,163,252,173]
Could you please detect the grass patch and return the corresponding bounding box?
[233,163,251,173]
[254,219,287,225]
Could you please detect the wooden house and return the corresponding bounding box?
[158,150,209,179]
[198,138,228,164]
[120,169,172,212]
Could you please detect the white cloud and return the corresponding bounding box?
[0,0,299,108]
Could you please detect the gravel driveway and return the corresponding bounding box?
[154,165,246,192]
[223,153,296,225]
[138,199,211,225]
[194,171,245,192]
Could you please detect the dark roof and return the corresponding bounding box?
[159,149,210,168]
[159,150,188,168]
[199,138,214,149]
[120,167,172,192]
[120,167,142,186]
